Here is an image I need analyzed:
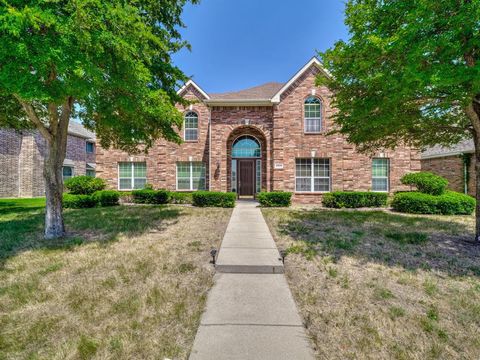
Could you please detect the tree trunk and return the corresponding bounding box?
[467,98,480,242]
[42,98,72,239]
[44,138,66,239]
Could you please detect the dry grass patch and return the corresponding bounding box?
[262,209,480,359]
[0,203,231,359]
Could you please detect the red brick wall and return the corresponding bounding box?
[96,83,210,191]
[421,155,475,196]
[272,64,420,204]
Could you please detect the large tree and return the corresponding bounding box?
[0,0,195,238]
[320,0,480,240]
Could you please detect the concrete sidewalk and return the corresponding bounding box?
[189,201,314,360]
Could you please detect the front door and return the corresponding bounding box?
[238,160,255,196]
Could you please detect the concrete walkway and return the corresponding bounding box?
[189,201,314,360]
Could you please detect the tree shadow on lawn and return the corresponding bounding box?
[0,205,183,268]
[276,209,480,277]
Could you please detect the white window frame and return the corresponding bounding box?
[62,166,74,181]
[117,162,147,191]
[176,161,206,191]
[372,158,390,192]
[295,158,331,193]
[184,111,198,141]
[304,97,322,134]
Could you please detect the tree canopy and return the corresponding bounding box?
[0,0,196,152]
[319,0,480,152]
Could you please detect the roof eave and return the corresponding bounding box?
[205,99,273,106]
[421,149,474,159]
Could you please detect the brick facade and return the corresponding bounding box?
[0,127,95,198]
[96,59,420,203]
[421,155,475,196]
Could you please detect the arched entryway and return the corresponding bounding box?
[227,127,267,198]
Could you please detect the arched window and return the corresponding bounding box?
[232,136,261,158]
[304,96,322,133]
[184,111,198,141]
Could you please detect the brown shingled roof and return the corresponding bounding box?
[209,82,284,100]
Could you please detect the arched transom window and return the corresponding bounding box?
[184,111,198,141]
[232,136,261,158]
[304,96,322,133]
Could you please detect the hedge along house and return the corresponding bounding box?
[96,57,420,203]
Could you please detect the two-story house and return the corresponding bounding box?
[96,57,420,203]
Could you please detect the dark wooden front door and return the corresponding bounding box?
[238,160,255,196]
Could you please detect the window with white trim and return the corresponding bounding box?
[177,162,206,190]
[372,158,389,192]
[304,96,322,133]
[184,111,198,141]
[295,158,330,192]
[118,162,147,190]
[62,166,74,181]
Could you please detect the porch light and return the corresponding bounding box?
[210,248,217,265]
[279,249,287,264]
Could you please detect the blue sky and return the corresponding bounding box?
[173,0,349,93]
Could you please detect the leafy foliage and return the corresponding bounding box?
[192,191,236,208]
[319,1,480,152]
[0,0,196,152]
[92,190,120,207]
[131,189,170,204]
[63,194,97,209]
[257,192,292,207]
[401,172,449,195]
[169,192,193,204]
[322,191,388,208]
[392,191,475,215]
[64,176,106,195]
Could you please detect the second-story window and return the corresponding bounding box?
[86,141,94,153]
[184,111,198,141]
[304,96,322,133]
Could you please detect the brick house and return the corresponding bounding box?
[0,122,96,198]
[96,57,420,203]
[421,139,475,196]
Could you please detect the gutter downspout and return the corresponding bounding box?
[208,106,211,191]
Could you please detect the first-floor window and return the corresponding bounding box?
[62,166,74,181]
[372,158,389,191]
[177,162,206,190]
[295,158,330,192]
[256,160,261,193]
[231,159,237,192]
[86,169,96,177]
[118,162,147,190]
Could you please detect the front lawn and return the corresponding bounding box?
[0,200,231,359]
[262,209,480,359]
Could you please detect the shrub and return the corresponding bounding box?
[391,191,475,215]
[257,191,292,207]
[63,194,97,208]
[131,189,170,204]
[169,192,193,204]
[322,191,388,208]
[401,172,448,195]
[192,191,236,208]
[64,176,106,195]
[92,190,120,206]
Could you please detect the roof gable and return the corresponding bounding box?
[271,57,331,103]
[177,79,210,100]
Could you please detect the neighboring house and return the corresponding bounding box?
[96,57,420,203]
[421,139,475,196]
[0,122,96,198]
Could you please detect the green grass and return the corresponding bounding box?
[263,208,480,360]
[0,199,232,359]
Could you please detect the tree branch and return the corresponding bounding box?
[13,94,52,142]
